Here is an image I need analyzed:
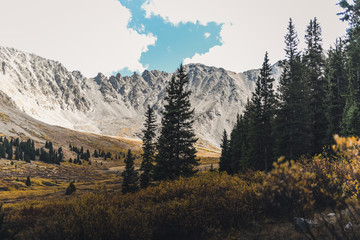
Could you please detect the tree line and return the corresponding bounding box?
[0,138,64,164]
[220,1,360,174]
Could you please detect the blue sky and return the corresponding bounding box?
[0,0,349,77]
[117,0,223,75]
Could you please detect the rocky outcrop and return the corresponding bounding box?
[0,46,282,146]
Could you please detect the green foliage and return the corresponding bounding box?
[325,39,348,141]
[0,144,5,159]
[338,0,360,27]
[122,150,139,194]
[227,53,276,173]
[70,145,91,161]
[339,0,360,103]
[228,114,248,173]
[140,105,157,189]
[25,176,31,187]
[303,18,328,154]
[274,18,312,160]
[219,130,231,173]
[341,98,360,136]
[154,64,199,181]
[7,144,12,160]
[14,147,20,160]
[248,52,276,171]
[65,182,76,195]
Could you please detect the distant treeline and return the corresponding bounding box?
[68,144,126,165]
[0,138,63,164]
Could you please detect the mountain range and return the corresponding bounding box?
[0,46,282,147]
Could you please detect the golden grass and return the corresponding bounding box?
[0,157,123,205]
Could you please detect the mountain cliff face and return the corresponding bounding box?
[0,46,281,146]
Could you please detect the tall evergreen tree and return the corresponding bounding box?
[219,130,231,174]
[153,64,199,181]
[339,0,360,98]
[303,18,327,154]
[140,105,157,189]
[247,77,263,170]
[274,18,311,160]
[325,39,348,140]
[228,114,248,173]
[261,52,276,170]
[338,0,360,136]
[229,53,276,172]
[121,150,139,194]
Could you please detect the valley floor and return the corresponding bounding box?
[0,158,122,204]
[0,156,219,204]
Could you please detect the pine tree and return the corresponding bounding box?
[274,19,311,160]
[153,64,199,181]
[339,0,360,98]
[341,98,360,136]
[3,138,9,155]
[14,138,19,147]
[24,153,30,163]
[140,105,157,189]
[260,52,276,170]
[0,144,5,159]
[338,0,360,136]
[122,150,139,194]
[65,181,76,195]
[93,149,99,158]
[325,39,348,140]
[341,74,360,135]
[228,114,248,173]
[338,0,360,27]
[246,53,276,171]
[14,147,20,160]
[228,53,276,173]
[247,81,263,170]
[303,18,327,154]
[25,176,31,187]
[219,130,231,174]
[30,140,35,160]
[7,145,12,160]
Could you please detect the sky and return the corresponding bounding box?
[0,0,349,77]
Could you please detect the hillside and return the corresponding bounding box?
[0,46,281,146]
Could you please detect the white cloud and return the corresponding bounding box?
[0,0,349,76]
[0,0,156,77]
[143,0,348,72]
[204,32,211,39]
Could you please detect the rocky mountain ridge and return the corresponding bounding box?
[0,46,282,146]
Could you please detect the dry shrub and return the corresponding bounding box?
[261,135,360,220]
[5,173,262,240]
[5,135,360,239]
